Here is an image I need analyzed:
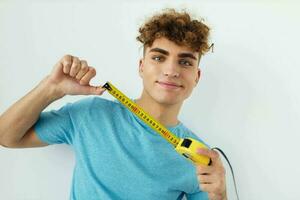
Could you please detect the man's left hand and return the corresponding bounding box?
[196,148,227,200]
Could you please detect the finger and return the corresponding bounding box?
[79,67,96,86]
[196,164,213,175]
[197,148,220,163]
[75,60,89,80]
[93,86,107,95]
[61,55,73,74]
[208,192,222,200]
[199,183,214,193]
[77,85,106,95]
[197,174,213,184]
[69,57,81,77]
[94,86,106,95]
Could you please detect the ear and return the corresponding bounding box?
[138,58,144,78]
[195,68,201,86]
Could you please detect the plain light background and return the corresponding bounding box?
[1,0,300,199]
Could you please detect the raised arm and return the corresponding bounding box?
[0,55,106,148]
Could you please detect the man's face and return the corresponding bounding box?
[139,37,201,106]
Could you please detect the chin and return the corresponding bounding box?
[151,92,184,106]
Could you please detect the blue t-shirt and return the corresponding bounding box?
[34,97,209,200]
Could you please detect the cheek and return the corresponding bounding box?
[182,72,197,86]
[142,64,159,79]
[181,73,198,98]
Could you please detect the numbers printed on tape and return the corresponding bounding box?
[102,81,211,166]
[102,81,241,199]
[103,81,180,147]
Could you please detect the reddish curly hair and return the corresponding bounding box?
[137,9,213,59]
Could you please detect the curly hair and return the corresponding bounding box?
[136,8,213,59]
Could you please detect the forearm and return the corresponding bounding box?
[0,76,61,146]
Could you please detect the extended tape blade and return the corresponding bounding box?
[103,81,180,147]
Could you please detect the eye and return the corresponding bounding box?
[152,55,164,62]
[179,59,192,66]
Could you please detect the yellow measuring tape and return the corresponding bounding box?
[102,82,211,165]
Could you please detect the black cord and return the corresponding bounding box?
[211,147,240,200]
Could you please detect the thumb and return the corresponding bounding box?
[78,85,106,95]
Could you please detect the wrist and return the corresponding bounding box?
[39,76,65,102]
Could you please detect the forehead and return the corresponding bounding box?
[146,37,198,57]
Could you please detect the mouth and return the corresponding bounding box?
[156,81,183,89]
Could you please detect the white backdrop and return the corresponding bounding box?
[1,1,300,200]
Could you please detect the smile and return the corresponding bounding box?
[156,81,182,90]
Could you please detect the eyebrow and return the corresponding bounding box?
[178,53,197,60]
[149,48,197,60]
[149,48,169,55]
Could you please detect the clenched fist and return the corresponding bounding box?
[47,55,106,99]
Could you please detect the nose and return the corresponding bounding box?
[163,61,179,78]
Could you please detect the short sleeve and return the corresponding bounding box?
[185,191,209,200]
[34,103,74,145]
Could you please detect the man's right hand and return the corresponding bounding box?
[47,54,106,99]
[0,54,107,148]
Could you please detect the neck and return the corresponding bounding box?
[135,90,183,127]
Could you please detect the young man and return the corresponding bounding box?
[0,9,227,200]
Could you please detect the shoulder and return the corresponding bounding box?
[68,96,120,111]
[67,96,127,117]
[174,123,210,148]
